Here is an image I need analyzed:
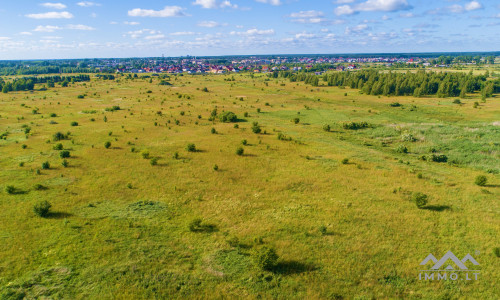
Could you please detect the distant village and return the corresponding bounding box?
[84,56,443,74]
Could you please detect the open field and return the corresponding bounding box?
[0,73,499,299]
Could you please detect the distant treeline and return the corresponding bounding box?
[0,75,90,93]
[96,74,116,80]
[278,70,499,98]
[0,66,98,76]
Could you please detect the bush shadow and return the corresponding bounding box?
[423,205,451,212]
[273,260,317,275]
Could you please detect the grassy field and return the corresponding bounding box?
[0,73,499,299]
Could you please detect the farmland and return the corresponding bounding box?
[0,72,499,299]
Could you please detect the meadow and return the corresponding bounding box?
[0,72,498,299]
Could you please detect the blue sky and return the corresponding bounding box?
[0,0,499,59]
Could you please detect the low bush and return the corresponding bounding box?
[5,185,16,194]
[33,200,51,217]
[41,161,50,170]
[431,154,448,163]
[53,143,63,150]
[412,192,428,209]
[186,143,196,152]
[253,246,279,271]
[323,124,330,132]
[341,121,369,130]
[236,147,244,156]
[251,122,261,134]
[59,150,70,158]
[70,121,78,126]
[104,141,111,149]
[219,111,238,122]
[475,175,487,186]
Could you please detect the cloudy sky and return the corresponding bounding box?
[0,0,499,59]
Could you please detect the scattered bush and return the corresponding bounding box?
[475,175,487,186]
[41,161,50,170]
[431,154,448,163]
[186,143,196,152]
[241,139,247,145]
[453,99,461,104]
[59,150,70,158]
[34,184,47,191]
[341,158,349,164]
[412,192,428,209]
[323,124,330,132]
[141,151,150,159]
[22,144,27,149]
[202,87,209,92]
[33,200,51,217]
[104,141,111,149]
[105,106,121,112]
[319,225,327,235]
[188,218,216,232]
[401,132,417,142]
[253,246,279,271]
[251,122,261,134]
[53,143,63,150]
[211,127,217,134]
[293,117,300,124]
[389,102,401,107]
[150,157,158,166]
[396,145,408,154]
[62,160,68,168]
[70,121,78,126]
[219,111,238,122]
[5,185,16,194]
[173,152,179,159]
[53,132,68,141]
[213,164,219,171]
[494,247,500,258]
[236,147,244,156]
[342,121,369,130]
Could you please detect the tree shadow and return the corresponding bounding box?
[423,205,451,212]
[484,184,500,188]
[47,211,73,219]
[273,260,317,275]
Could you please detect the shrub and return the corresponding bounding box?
[236,147,244,156]
[253,246,279,271]
[475,175,487,186]
[219,111,238,122]
[50,113,57,117]
[53,131,68,141]
[319,225,327,235]
[59,150,70,158]
[70,121,78,126]
[53,143,63,150]
[22,144,27,149]
[431,154,448,163]
[77,94,84,99]
[105,106,121,112]
[33,200,51,217]
[211,128,217,134]
[251,122,261,134]
[412,192,428,209]
[341,158,349,164]
[61,160,68,167]
[453,99,461,104]
[401,132,417,142]
[293,117,300,124]
[396,145,408,153]
[34,184,47,191]
[202,87,209,92]
[41,161,50,170]
[141,151,150,159]
[473,102,479,108]
[173,152,179,159]
[5,185,16,194]
[213,164,219,171]
[241,139,248,145]
[494,247,500,258]
[150,157,158,166]
[323,124,330,132]
[244,112,249,117]
[104,141,111,149]
[389,102,402,107]
[186,143,196,152]
[341,121,369,130]
[227,236,239,247]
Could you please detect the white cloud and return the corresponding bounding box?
[295,32,315,39]
[449,5,464,13]
[128,6,187,17]
[124,21,140,25]
[144,34,165,40]
[41,3,67,10]
[356,0,411,12]
[0,37,12,41]
[382,15,390,20]
[465,1,482,11]
[34,25,62,32]
[67,24,95,30]
[26,11,73,19]
[197,21,221,27]
[289,10,329,24]
[193,0,238,9]
[400,12,414,18]
[230,28,275,36]
[335,5,355,16]
[255,0,281,6]
[336,0,354,3]
[20,32,33,35]
[77,1,101,7]
[170,31,197,36]
[345,24,369,34]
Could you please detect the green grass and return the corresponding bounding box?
[0,73,498,299]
